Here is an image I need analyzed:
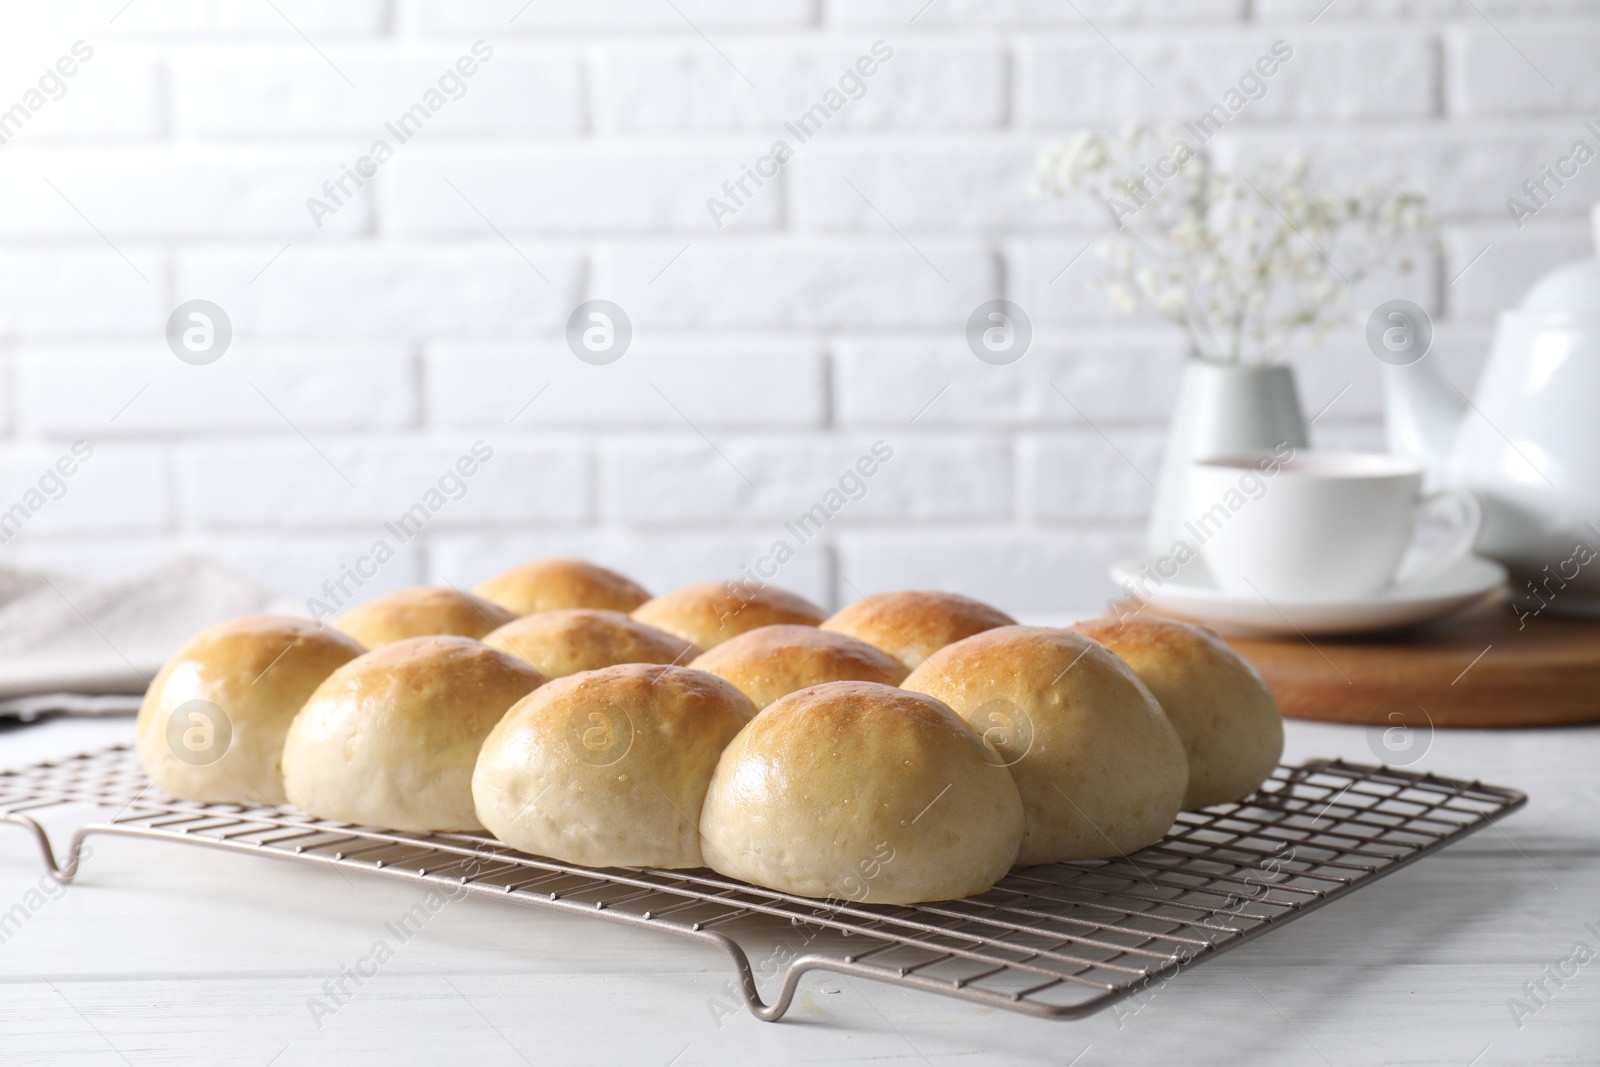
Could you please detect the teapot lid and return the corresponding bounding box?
[1518,203,1600,317]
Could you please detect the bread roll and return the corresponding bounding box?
[631,580,825,650]
[690,625,908,710]
[1072,617,1283,809]
[474,558,650,616]
[902,626,1187,866]
[699,681,1024,903]
[282,636,545,831]
[483,609,699,679]
[473,664,755,869]
[333,586,515,649]
[135,616,363,806]
[822,590,1016,669]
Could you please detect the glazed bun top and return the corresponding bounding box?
[821,590,1016,669]
[333,586,515,649]
[1071,615,1283,809]
[482,609,699,679]
[281,635,546,832]
[474,558,651,616]
[631,580,825,650]
[690,624,909,710]
[698,680,1024,904]
[473,663,755,870]
[135,615,364,806]
[902,626,1188,867]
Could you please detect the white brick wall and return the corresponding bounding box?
[0,2,1593,613]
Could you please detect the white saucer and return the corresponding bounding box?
[1107,554,1508,637]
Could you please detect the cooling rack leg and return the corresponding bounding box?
[748,957,921,1023]
[695,931,807,1024]
[746,959,804,1022]
[0,812,90,885]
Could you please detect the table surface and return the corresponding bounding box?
[1,713,1596,1067]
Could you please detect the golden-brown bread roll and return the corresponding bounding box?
[473,664,755,869]
[135,616,363,806]
[282,636,545,831]
[699,681,1024,903]
[482,609,699,680]
[631,580,825,650]
[689,624,908,710]
[332,586,514,649]
[1071,616,1283,809]
[821,590,1016,669]
[474,558,651,616]
[902,626,1187,867]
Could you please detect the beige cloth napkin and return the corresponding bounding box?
[0,556,297,713]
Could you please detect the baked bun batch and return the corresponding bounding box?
[137,558,1285,904]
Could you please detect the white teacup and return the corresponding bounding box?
[1188,451,1483,601]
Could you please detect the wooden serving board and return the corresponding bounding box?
[1219,595,1600,728]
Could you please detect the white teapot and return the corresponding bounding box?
[1384,204,1600,615]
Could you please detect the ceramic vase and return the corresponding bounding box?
[1146,360,1309,554]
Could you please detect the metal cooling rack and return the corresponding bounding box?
[0,745,1524,1023]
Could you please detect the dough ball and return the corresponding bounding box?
[473,664,755,869]
[483,609,699,680]
[631,580,824,650]
[474,558,650,616]
[699,681,1024,903]
[903,626,1188,866]
[136,616,364,805]
[282,636,545,831]
[822,590,1016,669]
[690,624,909,710]
[333,586,515,649]
[1072,616,1283,809]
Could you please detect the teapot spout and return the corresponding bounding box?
[1383,355,1467,487]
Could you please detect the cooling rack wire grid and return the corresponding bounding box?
[0,746,1525,1022]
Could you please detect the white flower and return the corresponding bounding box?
[1030,128,1436,364]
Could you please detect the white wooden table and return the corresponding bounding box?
[1,713,1596,1066]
